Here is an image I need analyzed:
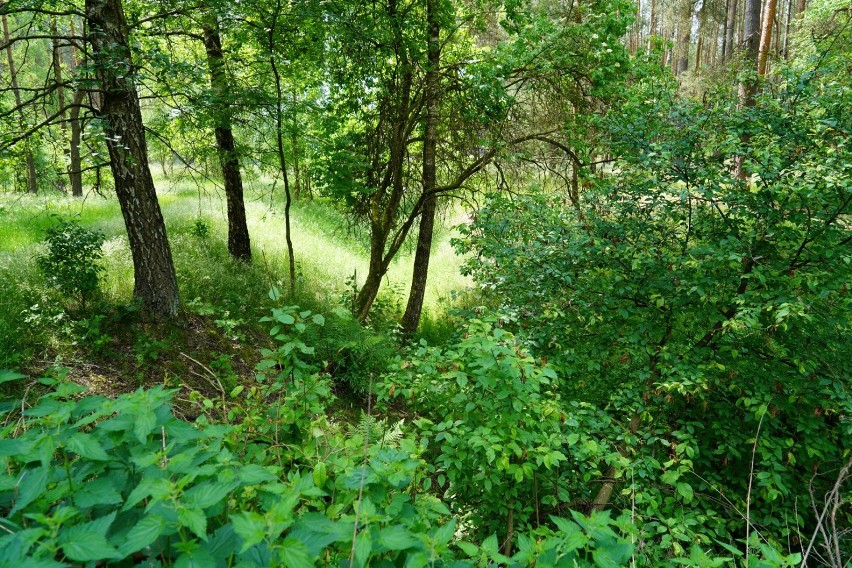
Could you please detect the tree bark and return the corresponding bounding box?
[202,15,251,262]
[86,0,180,317]
[757,0,777,76]
[400,0,441,336]
[66,17,84,197]
[724,0,738,59]
[3,13,38,193]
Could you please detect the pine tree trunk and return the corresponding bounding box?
[86,0,180,317]
[203,15,251,262]
[725,0,738,60]
[3,13,38,193]
[757,0,777,76]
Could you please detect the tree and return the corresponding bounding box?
[203,11,252,262]
[86,0,179,317]
[1,10,38,193]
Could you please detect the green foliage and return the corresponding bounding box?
[0,307,642,566]
[36,219,106,308]
[383,317,571,538]
[455,51,852,561]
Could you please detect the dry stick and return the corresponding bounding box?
[745,406,768,565]
[631,467,637,568]
[179,352,227,414]
[349,374,373,568]
[800,458,852,567]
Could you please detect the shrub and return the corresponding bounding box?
[36,218,106,308]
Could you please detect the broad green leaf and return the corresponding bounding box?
[59,530,120,562]
[279,537,313,568]
[119,514,165,556]
[66,433,110,461]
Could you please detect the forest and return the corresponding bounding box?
[0,0,849,562]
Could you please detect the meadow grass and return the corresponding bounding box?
[0,173,471,366]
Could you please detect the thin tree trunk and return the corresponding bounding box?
[725,0,738,60]
[69,89,84,197]
[51,18,68,192]
[290,108,301,200]
[203,15,252,262]
[268,1,296,294]
[757,0,778,76]
[783,0,793,57]
[401,0,441,336]
[86,0,180,317]
[66,17,84,197]
[3,13,38,194]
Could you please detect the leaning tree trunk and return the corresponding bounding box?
[86,0,180,317]
[400,0,440,336]
[2,13,38,193]
[203,15,251,262]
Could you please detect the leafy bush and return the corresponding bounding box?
[36,218,106,308]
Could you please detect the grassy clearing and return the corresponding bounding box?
[0,174,471,374]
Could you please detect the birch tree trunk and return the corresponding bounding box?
[86,0,180,317]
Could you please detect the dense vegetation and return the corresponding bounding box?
[0,0,849,563]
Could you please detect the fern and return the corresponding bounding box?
[348,412,405,448]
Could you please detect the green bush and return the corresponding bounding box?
[36,218,106,308]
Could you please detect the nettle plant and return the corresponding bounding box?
[0,307,639,566]
[36,218,106,309]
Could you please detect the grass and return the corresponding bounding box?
[0,172,472,378]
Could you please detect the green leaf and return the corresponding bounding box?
[592,541,633,567]
[378,525,417,551]
[175,548,217,568]
[66,433,110,461]
[59,530,120,562]
[11,466,49,515]
[0,370,27,385]
[676,482,694,503]
[231,512,266,552]
[279,537,314,568]
[179,506,208,540]
[119,514,165,556]
[354,532,371,567]
[238,465,278,484]
[133,412,157,443]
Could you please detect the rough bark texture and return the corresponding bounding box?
[3,13,38,193]
[203,16,251,262]
[401,0,440,336]
[86,0,180,317]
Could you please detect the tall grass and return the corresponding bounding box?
[0,175,470,365]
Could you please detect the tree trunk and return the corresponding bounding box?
[724,0,738,59]
[66,18,84,197]
[203,15,252,262]
[3,13,38,194]
[51,18,68,192]
[86,0,180,317]
[69,89,85,197]
[268,0,296,294]
[757,0,777,76]
[401,0,441,336]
